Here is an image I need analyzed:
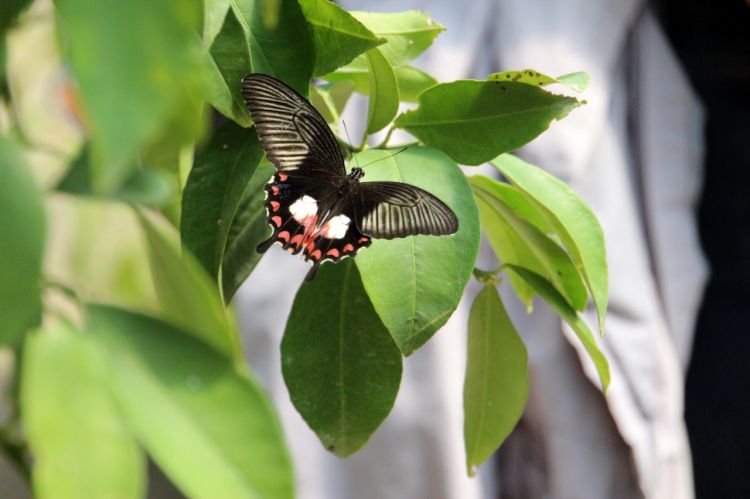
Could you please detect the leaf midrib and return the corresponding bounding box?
[398,100,575,128]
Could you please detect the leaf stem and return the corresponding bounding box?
[375,127,396,149]
[472,265,506,285]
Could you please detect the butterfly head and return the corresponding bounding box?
[348,167,364,182]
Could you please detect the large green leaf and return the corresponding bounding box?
[394,80,582,165]
[299,0,384,76]
[55,0,204,191]
[220,160,275,302]
[181,122,264,287]
[22,320,145,499]
[488,69,590,93]
[202,0,231,47]
[0,138,44,345]
[491,154,608,332]
[309,80,355,128]
[471,176,588,312]
[353,148,480,355]
[324,64,436,103]
[506,265,610,391]
[87,305,294,499]
[138,210,240,358]
[204,6,253,127]
[364,48,399,134]
[464,285,528,476]
[350,10,444,68]
[282,259,402,457]
[231,0,314,96]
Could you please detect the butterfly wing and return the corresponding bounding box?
[354,182,459,239]
[241,73,346,178]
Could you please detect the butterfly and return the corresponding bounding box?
[241,73,458,281]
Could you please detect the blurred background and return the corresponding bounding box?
[1,0,748,498]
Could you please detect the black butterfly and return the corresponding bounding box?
[241,73,458,281]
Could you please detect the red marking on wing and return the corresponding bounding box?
[270,201,280,212]
[358,236,369,244]
[278,231,290,242]
[291,234,303,245]
[278,173,288,181]
[343,244,354,253]
[271,185,280,195]
[327,248,340,258]
[271,216,282,227]
[310,249,322,260]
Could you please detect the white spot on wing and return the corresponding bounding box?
[289,195,318,222]
[322,214,351,239]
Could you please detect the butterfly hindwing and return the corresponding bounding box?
[241,74,346,179]
[354,181,459,239]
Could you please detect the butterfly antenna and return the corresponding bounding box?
[358,147,408,169]
[341,120,361,168]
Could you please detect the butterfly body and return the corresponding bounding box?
[242,73,458,281]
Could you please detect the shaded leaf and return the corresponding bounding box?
[394,80,582,165]
[299,0,384,76]
[506,265,610,391]
[201,0,231,48]
[22,320,145,499]
[88,305,294,499]
[324,64,436,103]
[491,154,607,332]
[365,48,399,134]
[464,285,528,476]
[489,69,589,93]
[0,138,44,345]
[282,259,402,457]
[354,148,480,354]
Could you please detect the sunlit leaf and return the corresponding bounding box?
[324,64,436,103]
[201,0,231,47]
[488,69,589,93]
[88,305,294,499]
[353,148,480,354]
[364,48,399,134]
[283,259,402,457]
[22,319,145,499]
[491,154,607,332]
[464,285,528,476]
[0,138,44,345]
[394,80,582,165]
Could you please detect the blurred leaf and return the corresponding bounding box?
[22,319,145,499]
[299,0,384,76]
[204,7,253,127]
[88,305,294,499]
[310,80,355,128]
[464,285,528,476]
[138,210,240,358]
[506,265,610,391]
[283,259,402,457]
[220,161,274,303]
[259,0,282,29]
[353,148,480,355]
[0,138,44,345]
[0,0,31,90]
[55,0,204,191]
[350,10,444,68]
[488,69,589,93]
[492,154,607,332]
[471,175,588,312]
[394,80,582,165]
[231,0,314,96]
[57,147,174,207]
[364,48,399,134]
[181,122,264,289]
[325,64,436,103]
[201,0,231,47]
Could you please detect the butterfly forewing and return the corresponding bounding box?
[241,74,346,178]
[355,182,459,239]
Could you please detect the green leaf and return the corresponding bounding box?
[204,6,253,127]
[259,0,282,29]
[491,154,608,332]
[55,0,204,191]
[506,265,610,391]
[231,0,314,96]
[57,146,174,206]
[470,175,588,312]
[469,175,553,233]
[309,81,355,128]
[394,80,582,165]
[202,0,231,47]
[138,210,240,358]
[299,0,384,76]
[364,48,399,134]
[87,305,294,499]
[464,285,528,476]
[22,319,145,499]
[180,122,264,287]
[0,138,44,345]
[488,69,590,93]
[350,10,444,68]
[282,259,401,457]
[220,160,275,302]
[324,64,436,103]
[353,147,480,355]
